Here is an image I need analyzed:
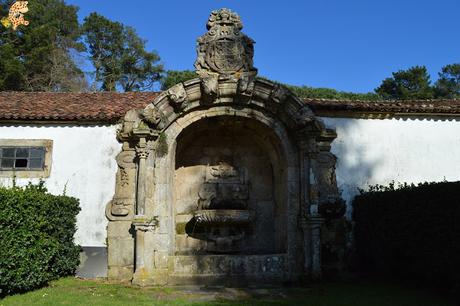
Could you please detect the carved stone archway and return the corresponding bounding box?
[106,8,343,286]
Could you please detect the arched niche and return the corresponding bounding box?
[106,8,343,286]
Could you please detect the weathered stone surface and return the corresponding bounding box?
[106,8,342,287]
[195,8,257,101]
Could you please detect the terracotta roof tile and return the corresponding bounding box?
[0,92,459,123]
[0,92,158,122]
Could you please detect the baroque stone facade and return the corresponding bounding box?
[106,8,344,285]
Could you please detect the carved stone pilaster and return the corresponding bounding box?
[135,138,152,216]
[107,149,137,220]
[300,215,324,278]
[132,219,158,286]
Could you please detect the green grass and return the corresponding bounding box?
[0,277,455,306]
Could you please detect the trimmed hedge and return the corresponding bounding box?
[353,181,460,290]
[0,182,81,295]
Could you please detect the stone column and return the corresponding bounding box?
[298,140,312,276]
[132,219,157,286]
[308,215,324,278]
[135,138,149,216]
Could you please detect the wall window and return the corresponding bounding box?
[0,139,52,178]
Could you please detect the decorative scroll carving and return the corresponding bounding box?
[111,198,131,216]
[116,151,136,187]
[195,8,257,101]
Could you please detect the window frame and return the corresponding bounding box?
[0,139,53,178]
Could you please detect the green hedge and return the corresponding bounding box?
[353,181,460,290]
[0,182,81,295]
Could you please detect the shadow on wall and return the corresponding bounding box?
[76,247,108,278]
[321,117,383,218]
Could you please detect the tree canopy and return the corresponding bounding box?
[82,13,163,92]
[0,0,86,91]
[0,0,458,100]
[434,64,460,99]
[375,66,434,100]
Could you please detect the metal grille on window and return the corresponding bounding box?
[0,147,45,170]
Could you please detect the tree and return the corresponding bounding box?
[160,70,197,90]
[375,66,434,100]
[82,13,163,92]
[434,64,460,99]
[0,0,86,91]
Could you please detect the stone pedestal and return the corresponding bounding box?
[300,215,325,278]
[132,219,157,286]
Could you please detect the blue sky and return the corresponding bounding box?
[66,0,460,93]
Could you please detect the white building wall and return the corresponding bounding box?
[321,117,460,213]
[0,124,121,247]
[1,117,460,246]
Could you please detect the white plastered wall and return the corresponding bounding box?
[2,117,460,245]
[0,124,121,247]
[320,117,460,215]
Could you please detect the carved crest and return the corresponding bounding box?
[195,8,256,76]
[194,8,257,101]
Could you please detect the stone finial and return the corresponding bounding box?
[195,8,257,99]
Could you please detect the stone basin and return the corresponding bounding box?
[194,209,254,225]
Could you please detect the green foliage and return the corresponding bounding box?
[0,0,86,91]
[434,63,460,99]
[0,182,81,295]
[286,84,381,101]
[160,70,198,90]
[0,277,454,306]
[353,181,460,291]
[375,66,434,100]
[156,132,168,157]
[82,13,163,92]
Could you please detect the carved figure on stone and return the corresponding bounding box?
[269,84,290,105]
[167,83,187,111]
[142,105,165,129]
[198,183,217,210]
[195,8,257,101]
[118,109,143,140]
[293,106,315,129]
[210,162,238,178]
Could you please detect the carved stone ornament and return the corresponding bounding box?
[293,106,315,129]
[142,105,165,129]
[209,162,238,178]
[111,199,131,216]
[135,146,150,159]
[270,84,290,105]
[167,83,187,111]
[195,8,257,100]
[116,151,136,186]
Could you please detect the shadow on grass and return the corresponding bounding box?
[0,277,456,306]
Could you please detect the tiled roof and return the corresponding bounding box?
[305,98,460,116]
[0,92,459,123]
[0,92,158,122]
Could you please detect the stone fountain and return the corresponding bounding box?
[192,162,254,253]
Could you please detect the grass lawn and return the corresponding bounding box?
[0,277,455,306]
